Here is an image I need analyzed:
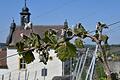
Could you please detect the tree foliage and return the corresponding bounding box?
[15,20,112,80]
[56,41,76,61]
[16,21,109,64]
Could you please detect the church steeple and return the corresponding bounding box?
[20,0,31,27]
[25,0,27,7]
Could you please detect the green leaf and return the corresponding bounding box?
[16,42,24,52]
[30,33,41,48]
[23,50,35,64]
[49,29,57,35]
[50,35,57,44]
[74,23,87,38]
[43,30,57,48]
[56,42,76,61]
[102,44,110,51]
[96,62,106,80]
[74,38,84,48]
[101,35,109,44]
[67,28,73,37]
[43,31,50,43]
[20,35,32,48]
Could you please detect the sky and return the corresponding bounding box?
[0,0,120,44]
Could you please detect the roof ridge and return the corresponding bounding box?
[16,24,63,26]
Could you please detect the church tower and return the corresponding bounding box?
[20,0,31,27]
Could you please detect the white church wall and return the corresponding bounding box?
[0,49,62,80]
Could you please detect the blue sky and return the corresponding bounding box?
[0,0,120,44]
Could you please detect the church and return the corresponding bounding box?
[0,1,67,80]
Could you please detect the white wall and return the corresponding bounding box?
[0,49,62,80]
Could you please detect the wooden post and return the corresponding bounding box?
[18,72,21,80]
[27,71,29,80]
[62,62,64,76]
[2,74,4,80]
[25,70,27,80]
[9,72,11,80]
[34,71,37,80]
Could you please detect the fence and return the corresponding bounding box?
[0,70,42,80]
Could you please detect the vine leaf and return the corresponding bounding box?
[56,41,76,61]
[101,35,109,44]
[43,30,57,48]
[67,28,73,37]
[16,42,24,52]
[74,23,87,38]
[30,33,41,48]
[16,41,35,64]
[74,38,84,48]
[22,50,35,64]
[20,34,32,48]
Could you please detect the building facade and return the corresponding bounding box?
[0,1,63,80]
